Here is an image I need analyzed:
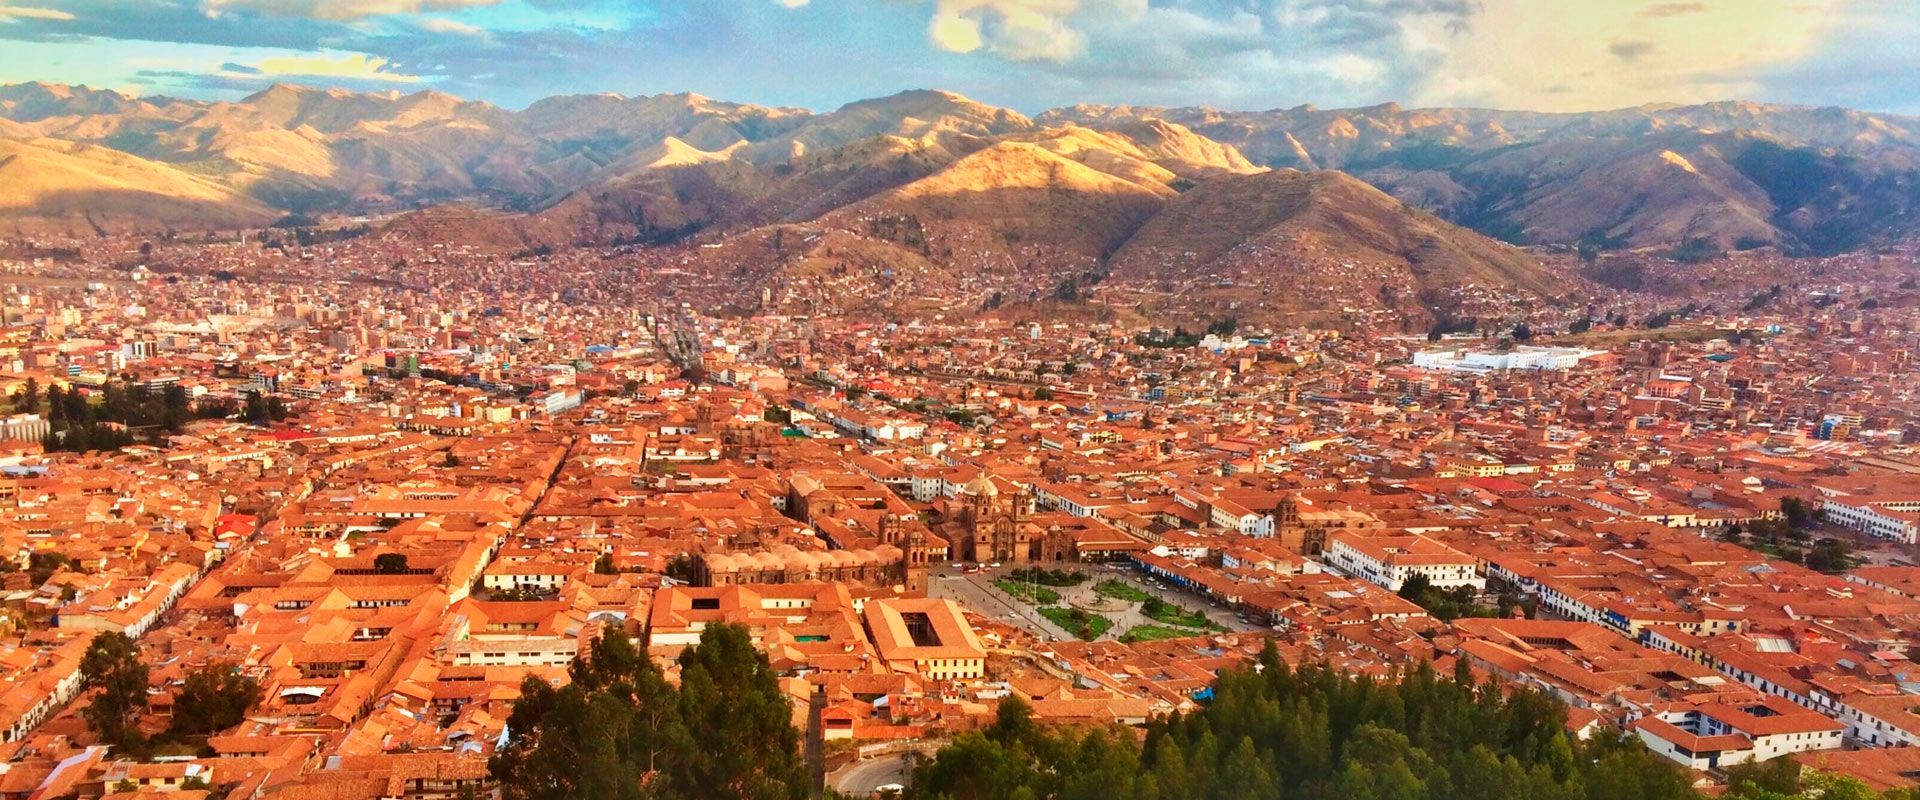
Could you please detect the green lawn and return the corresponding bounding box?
[994,579,1060,606]
[1144,598,1224,631]
[1119,624,1209,643]
[1040,607,1113,640]
[1095,579,1151,602]
[1008,567,1089,587]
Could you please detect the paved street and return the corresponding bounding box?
[831,754,910,796]
[929,563,1075,641]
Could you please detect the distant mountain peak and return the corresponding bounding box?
[0,81,1914,258]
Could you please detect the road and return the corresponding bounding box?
[831,754,910,796]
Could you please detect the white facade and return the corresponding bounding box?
[1819,496,1920,544]
[1325,535,1483,593]
[1412,345,1605,373]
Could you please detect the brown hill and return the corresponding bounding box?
[1442,135,1780,248]
[745,89,1031,163]
[1109,170,1568,326]
[667,139,1181,318]
[831,140,1173,264]
[0,138,276,234]
[3,81,1917,256]
[1042,101,1920,253]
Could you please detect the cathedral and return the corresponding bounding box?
[953,474,1072,564]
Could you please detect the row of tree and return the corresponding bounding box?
[1721,498,1854,573]
[478,626,1912,800]
[915,647,1700,800]
[13,377,287,452]
[914,645,1911,800]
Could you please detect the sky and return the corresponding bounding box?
[0,0,1914,115]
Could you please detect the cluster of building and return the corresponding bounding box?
[0,228,1910,797]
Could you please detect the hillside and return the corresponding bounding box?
[1,82,1917,254]
[1109,170,1569,327]
[660,139,1180,318]
[0,138,277,234]
[1043,101,1920,253]
[834,140,1170,264]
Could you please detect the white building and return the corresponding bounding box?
[1324,532,1482,593]
[1631,698,1843,771]
[1411,345,1607,372]
[1818,494,1920,544]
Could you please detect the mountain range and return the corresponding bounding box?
[3,81,1918,321]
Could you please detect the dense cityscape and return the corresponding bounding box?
[0,219,1907,799]
[4,1,1920,798]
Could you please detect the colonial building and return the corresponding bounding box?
[951,474,1073,564]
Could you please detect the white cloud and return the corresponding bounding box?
[776,0,810,7]
[929,8,984,53]
[417,17,483,35]
[1405,0,1848,110]
[231,52,421,82]
[0,5,74,22]
[1321,53,1387,87]
[201,0,504,21]
[913,0,1087,62]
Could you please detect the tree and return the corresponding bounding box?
[1780,497,1813,530]
[169,661,264,737]
[18,377,37,412]
[80,632,150,749]
[491,624,800,800]
[1804,538,1853,574]
[672,624,806,800]
[374,553,410,574]
[243,391,270,423]
[916,642,1695,800]
[1512,323,1534,342]
[161,384,190,432]
[28,551,73,584]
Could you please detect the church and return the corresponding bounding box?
[950,474,1073,564]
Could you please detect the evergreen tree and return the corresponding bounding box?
[491,624,799,800]
[914,639,1695,800]
[80,632,150,750]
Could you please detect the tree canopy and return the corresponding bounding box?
[490,623,805,800]
[80,632,150,750]
[911,643,1694,800]
[169,661,264,737]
